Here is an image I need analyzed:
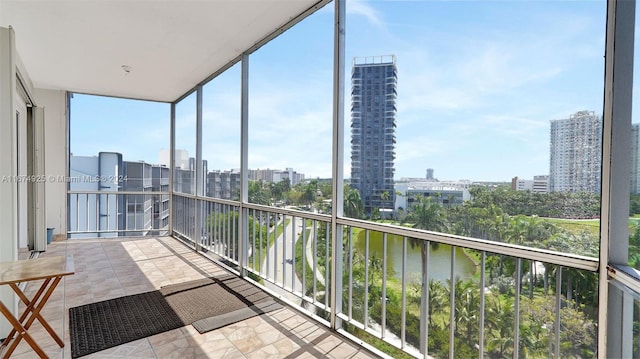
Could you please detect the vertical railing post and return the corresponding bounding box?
[381,233,388,338]
[420,241,430,357]
[449,246,456,359]
[478,252,486,359]
[401,236,407,348]
[514,258,521,359]
[364,231,370,329]
[347,227,353,320]
[555,267,562,358]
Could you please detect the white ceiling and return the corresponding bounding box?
[0,0,324,102]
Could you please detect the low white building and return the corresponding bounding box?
[395,181,471,212]
[512,175,549,193]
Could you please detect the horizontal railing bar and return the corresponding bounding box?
[608,265,640,298]
[68,190,170,196]
[173,194,598,271]
[67,228,169,236]
[241,203,330,222]
[172,193,331,222]
[172,192,240,207]
[336,217,599,272]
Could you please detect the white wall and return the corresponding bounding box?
[34,88,67,236]
[394,183,408,210]
[0,25,18,338]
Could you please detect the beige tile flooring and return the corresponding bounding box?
[3,236,380,359]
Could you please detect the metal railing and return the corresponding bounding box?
[67,190,604,357]
[607,264,640,358]
[171,193,600,358]
[68,191,170,238]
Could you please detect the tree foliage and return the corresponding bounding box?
[345,185,601,357]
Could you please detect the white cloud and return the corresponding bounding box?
[347,0,384,27]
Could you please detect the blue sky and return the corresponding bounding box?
[71,0,616,182]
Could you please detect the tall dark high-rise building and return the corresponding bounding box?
[350,56,398,216]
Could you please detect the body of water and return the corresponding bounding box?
[353,231,476,283]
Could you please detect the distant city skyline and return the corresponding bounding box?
[70,97,615,184]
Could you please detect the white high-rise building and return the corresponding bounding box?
[549,111,602,193]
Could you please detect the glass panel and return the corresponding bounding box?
[202,63,241,200]
[68,94,170,237]
[174,92,197,195]
[70,94,170,169]
[344,0,606,258]
[248,6,333,208]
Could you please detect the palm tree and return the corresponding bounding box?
[450,278,480,349]
[404,196,448,232]
[446,194,456,207]
[402,196,448,353]
[485,294,515,358]
[248,180,270,205]
[344,185,364,219]
[301,180,317,208]
[270,182,282,203]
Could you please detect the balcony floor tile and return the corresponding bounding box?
[4,236,381,359]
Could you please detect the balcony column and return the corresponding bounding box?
[330,0,346,330]
[169,103,175,234]
[195,85,203,251]
[0,26,18,337]
[600,0,635,357]
[239,53,249,276]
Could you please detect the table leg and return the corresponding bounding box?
[4,278,51,344]
[0,300,47,359]
[10,279,64,347]
[2,277,63,356]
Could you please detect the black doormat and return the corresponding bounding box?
[69,274,282,358]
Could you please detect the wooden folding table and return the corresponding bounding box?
[0,256,74,358]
